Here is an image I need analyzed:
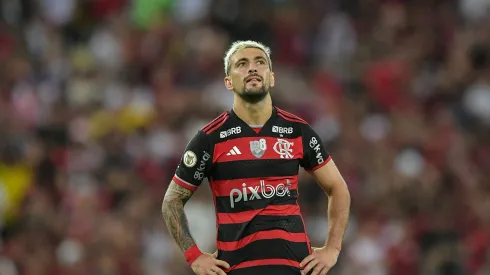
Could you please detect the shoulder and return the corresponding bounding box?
[274,107,308,125]
[200,111,231,135]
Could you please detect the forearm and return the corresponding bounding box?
[162,200,196,251]
[325,185,350,252]
[162,182,197,252]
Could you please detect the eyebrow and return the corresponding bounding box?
[235,56,267,66]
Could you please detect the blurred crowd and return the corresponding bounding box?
[0,0,490,274]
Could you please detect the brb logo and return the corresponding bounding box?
[273,139,294,159]
[220,127,241,139]
[272,125,293,134]
[229,180,291,208]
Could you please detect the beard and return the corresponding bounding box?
[235,86,269,104]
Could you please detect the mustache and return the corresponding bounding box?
[244,74,263,82]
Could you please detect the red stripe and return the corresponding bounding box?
[212,176,298,197]
[217,204,301,224]
[306,156,332,172]
[172,175,198,191]
[227,259,300,271]
[277,113,307,124]
[276,108,307,124]
[217,230,307,251]
[213,136,303,163]
[202,112,227,132]
[205,114,229,134]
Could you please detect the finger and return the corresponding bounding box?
[214,259,230,269]
[211,265,226,275]
[212,251,218,258]
[205,269,217,275]
[320,265,332,275]
[300,254,315,268]
[310,264,325,275]
[301,259,318,275]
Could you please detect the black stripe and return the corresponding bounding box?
[218,239,309,267]
[211,159,299,180]
[203,112,227,132]
[228,265,301,275]
[218,215,305,242]
[216,190,298,213]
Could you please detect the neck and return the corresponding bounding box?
[233,95,273,126]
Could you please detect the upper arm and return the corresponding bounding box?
[171,130,213,192]
[300,124,344,194]
[163,180,195,204]
[310,160,347,195]
[300,124,331,172]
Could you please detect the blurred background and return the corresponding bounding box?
[0,0,490,274]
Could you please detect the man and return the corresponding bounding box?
[162,40,351,275]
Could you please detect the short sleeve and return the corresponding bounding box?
[300,124,331,171]
[172,131,213,191]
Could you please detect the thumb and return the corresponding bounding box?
[212,250,218,258]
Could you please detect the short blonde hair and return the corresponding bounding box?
[223,40,272,76]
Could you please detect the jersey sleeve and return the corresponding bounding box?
[300,124,331,171]
[172,131,213,191]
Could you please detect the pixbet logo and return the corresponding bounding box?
[229,180,291,208]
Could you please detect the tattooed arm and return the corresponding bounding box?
[162,180,230,274]
[162,180,196,252]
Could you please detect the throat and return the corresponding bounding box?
[233,98,273,126]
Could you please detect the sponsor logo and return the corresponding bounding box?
[183,151,197,167]
[250,138,267,158]
[220,126,241,138]
[272,125,293,134]
[229,180,291,208]
[194,151,210,180]
[309,137,324,164]
[273,139,294,159]
[226,146,242,156]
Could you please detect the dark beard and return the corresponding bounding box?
[236,87,268,104]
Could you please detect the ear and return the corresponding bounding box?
[270,72,275,88]
[224,76,234,91]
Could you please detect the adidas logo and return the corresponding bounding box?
[226,146,242,156]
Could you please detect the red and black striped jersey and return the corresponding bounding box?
[172,106,331,275]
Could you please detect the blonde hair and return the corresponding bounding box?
[223,40,272,76]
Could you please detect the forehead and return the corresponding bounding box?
[231,47,268,63]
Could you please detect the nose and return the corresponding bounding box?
[248,68,257,74]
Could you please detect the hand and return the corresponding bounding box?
[300,246,339,275]
[191,253,229,275]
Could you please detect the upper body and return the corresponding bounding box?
[173,106,330,273]
[162,40,350,275]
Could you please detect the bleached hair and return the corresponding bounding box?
[223,40,272,76]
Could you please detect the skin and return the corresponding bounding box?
[162,46,351,275]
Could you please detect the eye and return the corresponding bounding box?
[257,60,265,65]
[237,62,245,67]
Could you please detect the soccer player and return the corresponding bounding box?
[162,40,351,275]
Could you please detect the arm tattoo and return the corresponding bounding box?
[162,181,196,252]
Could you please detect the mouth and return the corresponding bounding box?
[245,76,262,83]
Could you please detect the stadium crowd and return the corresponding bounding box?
[0,0,489,274]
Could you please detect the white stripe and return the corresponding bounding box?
[174,174,198,188]
[230,150,236,155]
[233,146,242,154]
